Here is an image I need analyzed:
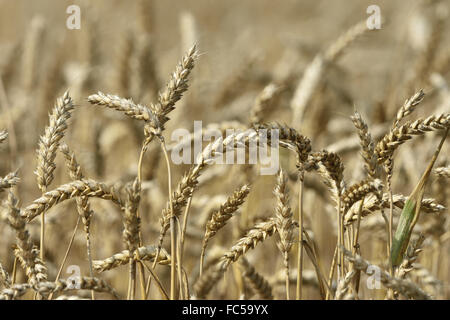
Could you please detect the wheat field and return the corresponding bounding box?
[0,0,449,300]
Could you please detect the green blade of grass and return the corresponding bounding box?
[390,128,448,267]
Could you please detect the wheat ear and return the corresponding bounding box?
[93,245,171,273]
[343,248,432,300]
[5,192,47,286]
[59,143,95,295]
[376,113,450,163]
[24,179,124,222]
[351,111,379,179]
[239,258,273,300]
[274,169,294,299]
[35,90,74,262]
[200,184,250,276]
[151,44,198,129]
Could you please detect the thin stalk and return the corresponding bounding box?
[136,137,152,299]
[175,215,185,299]
[351,199,365,295]
[285,252,290,300]
[296,176,304,300]
[326,245,338,300]
[180,197,192,273]
[338,197,345,279]
[11,257,17,285]
[160,139,177,299]
[85,234,95,300]
[387,163,394,275]
[141,261,170,300]
[170,219,177,299]
[128,260,137,300]
[48,216,80,300]
[40,187,46,262]
[352,199,365,254]
[199,247,205,277]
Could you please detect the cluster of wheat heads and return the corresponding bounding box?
[0,1,450,300]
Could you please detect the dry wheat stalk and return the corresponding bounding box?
[376,113,450,163]
[342,248,432,300]
[4,192,47,286]
[35,91,74,191]
[239,258,273,300]
[23,179,124,222]
[93,245,170,273]
[201,184,250,273]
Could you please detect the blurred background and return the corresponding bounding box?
[0,0,448,299]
